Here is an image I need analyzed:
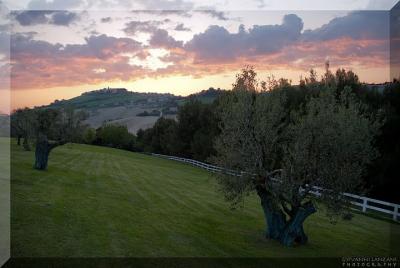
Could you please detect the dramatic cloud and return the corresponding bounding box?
[101,17,112,23]
[131,10,192,17]
[8,10,390,91]
[12,10,78,26]
[198,10,228,20]
[123,19,170,35]
[185,14,303,62]
[0,31,10,59]
[149,29,183,48]
[391,3,400,77]
[174,23,190,31]
[51,11,78,26]
[133,0,194,10]
[63,34,142,59]
[12,10,49,26]
[27,0,82,9]
[10,33,145,88]
[302,11,389,41]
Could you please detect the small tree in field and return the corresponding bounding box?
[212,67,381,246]
[34,107,87,170]
[11,108,36,150]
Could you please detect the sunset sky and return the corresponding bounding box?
[0,0,397,111]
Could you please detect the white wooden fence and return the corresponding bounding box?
[152,153,400,221]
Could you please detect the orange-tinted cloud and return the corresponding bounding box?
[9,11,390,91]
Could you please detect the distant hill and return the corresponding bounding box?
[48,87,179,110]
[41,87,225,133]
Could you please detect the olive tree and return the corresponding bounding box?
[34,107,87,170]
[10,108,36,151]
[212,68,381,246]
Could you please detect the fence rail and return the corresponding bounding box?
[152,153,400,221]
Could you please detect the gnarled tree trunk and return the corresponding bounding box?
[256,185,286,240]
[279,201,316,246]
[34,133,51,170]
[256,185,316,246]
[34,133,64,170]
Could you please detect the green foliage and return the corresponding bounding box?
[178,87,227,106]
[82,128,96,144]
[176,98,219,159]
[281,87,382,218]
[137,99,219,161]
[211,86,288,206]
[364,80,400,203]
[213,67,381,221]
[95,124,136,151]
[137,117,178,154]
[34,107,88,143]
[10,107,37,146]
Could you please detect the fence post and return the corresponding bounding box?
[362,197,368,213]
[394,205,399,221]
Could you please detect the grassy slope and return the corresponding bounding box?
[11,142,400,257]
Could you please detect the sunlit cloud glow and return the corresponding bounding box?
[2,6,391,110]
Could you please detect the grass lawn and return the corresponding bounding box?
[10,141,400,257]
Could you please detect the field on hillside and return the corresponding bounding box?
[85,106,161,133]
[11,142,400,257]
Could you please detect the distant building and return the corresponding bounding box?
[82,87,128,95]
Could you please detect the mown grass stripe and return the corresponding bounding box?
[10,142,400,257]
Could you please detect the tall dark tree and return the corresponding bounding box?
[176,99,219,160]
[212,67,381,246]
[364,80,400,203]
